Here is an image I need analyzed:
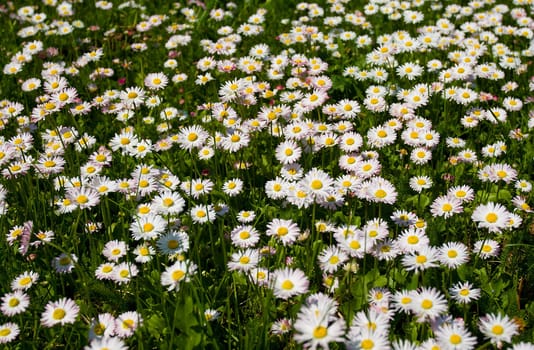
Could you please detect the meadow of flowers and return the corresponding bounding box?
[0,0,533,348]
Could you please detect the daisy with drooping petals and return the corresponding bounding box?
[160,260,197,291]
[88,312,116,340]
[11,271,39,291]
[115,311,143,338]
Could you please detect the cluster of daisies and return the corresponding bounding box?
[0,0,533,348]
[272,289,526,350]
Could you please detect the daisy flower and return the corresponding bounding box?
[473,239,500,259]
[237,210,256,223]
[11,271,39,291]
[160,260,197,291]
[227,249,260,272]
[151,191,185,215]
[447,185,474,202]
[130,214,167,240]
[409,175,433,192]
[115,311,143,338]
[144,72,168,90]
[293,311,346,350]
[133,243,155,264]
[222,178,244,197]
[272,268,309,300]
[317,246,348,274]
[435,321,477,350]
[111,262,138,285]
[402,245,439,273]
[438,242,469,268]
[231,225,260,248]
[412,287,448,322]
[271,318,292,335]
[1,290,30,316]
[190,204,216,224]
[430,195,463,218]
[52,253,78,274]
[0,322,19,344]
[345,328,390,350]
[266,218,301,246]
[156,231,189,255]
[471,202,511,233]
[365,177,398,205]
[88,313,116,340]
[102,240,128,262]
[449,281,481,304]
[479,313,518,345]
[41,298,80,327]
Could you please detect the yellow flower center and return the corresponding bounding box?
[442,203,453,212]
[492,325,504,335]
[281,280,294,290]
[122,319,135,329]
[168,240,179,249]
[401,297,411,304]
[0,329,12,337]
[239,231,250,239]
[450,334,462,345]
[421,299,433,309]
[374,189,387,198]
[407,236,419,244]
[277,227,288,236]
[239,256,250,264]
[350,240,361,249]
[52,308,66,320]
[143,223,154,232]
[486,213,498,223]
[8,298,19,307]
[329,256,339,264]
[361,339,375,350]
[311,180,323,190]
[313,326,328,339]
[416,255,427,264]
[230,135,240,142]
